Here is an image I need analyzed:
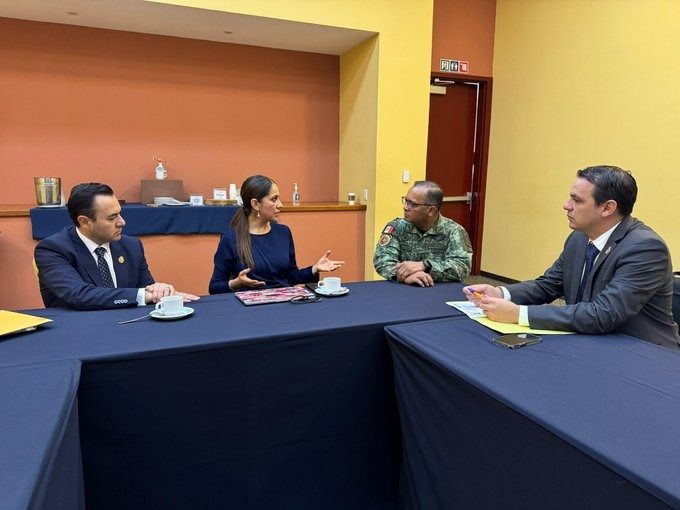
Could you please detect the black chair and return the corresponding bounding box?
[673,273,680,325]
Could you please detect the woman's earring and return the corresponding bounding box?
[257,211,260,218]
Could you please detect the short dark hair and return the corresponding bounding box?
[576,165,637,217]
[67,183,114,225]
[413,180,444,209]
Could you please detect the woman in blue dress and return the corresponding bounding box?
[209,175,344,293]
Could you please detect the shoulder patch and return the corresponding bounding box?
[378,234,392,246]
[382,225,396,235]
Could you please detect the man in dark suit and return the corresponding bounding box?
[35,182,199,310]
[465,165,679,349]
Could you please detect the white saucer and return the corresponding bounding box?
[150,306,194,320]
[314,286,349,297]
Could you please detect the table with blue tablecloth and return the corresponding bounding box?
[29,203,237,239]
[386,317,680,510]
[0,360,84,510]
[0,281,465,510]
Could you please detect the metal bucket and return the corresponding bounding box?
[34,177,62,206]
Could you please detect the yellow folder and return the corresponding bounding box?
[0,310,52,337]
[475,317,573,335]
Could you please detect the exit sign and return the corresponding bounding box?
[440,58,469,74]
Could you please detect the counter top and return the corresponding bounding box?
[279,202,366,212]
[1,202,365,218]
[0,205,33,217]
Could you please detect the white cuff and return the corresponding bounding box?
[518,306,529,326]
[136,288,147,306]
[501,287,528,326]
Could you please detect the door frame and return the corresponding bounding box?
[430,73,492,274]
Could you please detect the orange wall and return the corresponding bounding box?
[0,17,339,204]
[431,0,496,76]
[0,17,351,311]
[0,211,364,311]
[0,217,41,309]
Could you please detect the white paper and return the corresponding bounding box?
[446,301,485,319]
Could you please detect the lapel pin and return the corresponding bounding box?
[604,246,611,255]
[118,256,125,264]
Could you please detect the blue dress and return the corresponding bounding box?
[209,223,316,294]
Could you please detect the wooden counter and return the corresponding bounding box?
[279,202,366,212]
[0,202,366,218]
[0,205,33,217]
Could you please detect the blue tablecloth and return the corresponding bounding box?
[29,203,237,239]
[386,318,680,510]
[0,360,84,510]
[0,281,465,510]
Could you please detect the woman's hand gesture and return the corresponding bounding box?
[228,268,266,290]
[312,250,345,274]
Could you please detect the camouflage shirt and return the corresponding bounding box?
[373,215,472,282]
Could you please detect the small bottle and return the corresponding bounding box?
[292,182,301,206]
[154,158,167,180]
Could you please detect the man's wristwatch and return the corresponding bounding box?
[423,260,432,273]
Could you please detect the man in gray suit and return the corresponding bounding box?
[466,165,680,349]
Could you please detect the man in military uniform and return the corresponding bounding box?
[373,180,472,286]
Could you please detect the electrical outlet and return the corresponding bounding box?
[363,188,369,202]
[402,170,410,183]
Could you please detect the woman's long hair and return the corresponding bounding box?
[229,175,275,268]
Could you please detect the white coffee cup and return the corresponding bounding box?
[318,277,342,292]
[347,192,356,205]
[155,295,184,315]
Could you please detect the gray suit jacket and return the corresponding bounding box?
[506,216,680,350]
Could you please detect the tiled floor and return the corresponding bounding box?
[463,274,507,287]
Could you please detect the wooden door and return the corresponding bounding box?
[426,77,490,272]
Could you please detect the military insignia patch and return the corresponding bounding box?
[118,256,125,264]
[382,225,395,235]
[378,234,391,246]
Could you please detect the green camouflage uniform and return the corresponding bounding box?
[373,215,472,282]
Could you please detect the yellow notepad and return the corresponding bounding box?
[0,310,52,337]
[446,301,574,335]
[474,317,573,335]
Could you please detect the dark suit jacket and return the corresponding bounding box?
[35,226,155,310]
[507,216,680,350]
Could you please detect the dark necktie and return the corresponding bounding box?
[576,242,599,302]
[94,246,115,288]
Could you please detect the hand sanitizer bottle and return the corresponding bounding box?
[154,159,167,180]
[293,182,301,206]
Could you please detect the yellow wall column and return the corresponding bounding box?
[340,36,379,273]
